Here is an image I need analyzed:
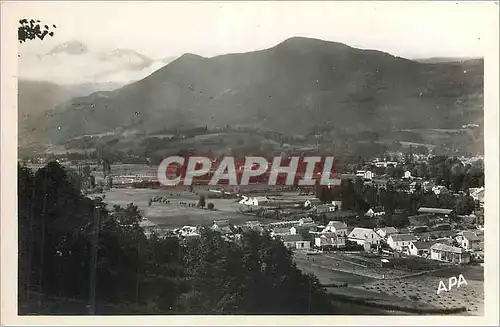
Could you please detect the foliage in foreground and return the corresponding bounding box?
[18,162,333,314]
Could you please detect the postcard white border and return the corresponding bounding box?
[2,1,499,326]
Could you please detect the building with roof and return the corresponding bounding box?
[417,207,454,216]
[365,207,385,218]
[387,234,418,252]
[314,232,345,249]
[304,198,322,208]
[315,204,340,214]
[430,243,470,264]
[298,217,314,225]
[271,227,292,237]
[280,234,310,249]
[322,221,348,236]
[348,228,382,248]
[456,231,481,250]
[409,241,434,257]
[432,185,450,196]
[375,227,398,239]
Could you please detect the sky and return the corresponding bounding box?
[9,1,498,60]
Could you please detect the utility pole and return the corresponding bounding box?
[88,205,101,314]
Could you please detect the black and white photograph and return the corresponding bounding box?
[1,1,499,324]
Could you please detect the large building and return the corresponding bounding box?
[430,243,471,264]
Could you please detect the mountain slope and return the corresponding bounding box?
[25,37,484,146]
[18,79,123,147]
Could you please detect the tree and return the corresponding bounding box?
[207,202,215,210]
[18,19,56,43]
[197,195,206,208]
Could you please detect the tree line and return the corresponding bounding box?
[18,162,334,314]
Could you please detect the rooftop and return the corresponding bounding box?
[430,243,467,254]
[281,234,304,242]
[418,207,453,215]
[327,221,348,229]
[411,241,435,250]
[389,233,418,242]
[348,228,379,240]
[461,231,480,241]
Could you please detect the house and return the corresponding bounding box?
[432,185,450,196]
[410,225,429,233]
[211,220,236,234]
[281,234,310,249]
[271,227,291,237]
[322,221,348,236]
[315,204,340,214]
[365,207,385,218]
[403,171,412,179]
[432,223,452,231]
[315,232,346,249]
[430,230,457,240]
[364,170,374,180]
[375,227,398,239]
[470,187,484,209]
[290,224,317,237]
[455,231,481,250]
[387,234,418,252]
[430,243,471,264]
[298,217,314,225]
[409,241,434,257]
[417,207,454,216]
[419,181,434,191]
[433,237,454,246]
[372,178,390,189]
[348,228,382,247]
[239,196,270,206]
[212,219,230,230]
[304,198,322,209]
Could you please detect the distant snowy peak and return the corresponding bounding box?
[98,49,153,66]
[19,41,176,85]
[47,40,89,56]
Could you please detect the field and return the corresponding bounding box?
[100,188,278,228]
[293,252,484,315]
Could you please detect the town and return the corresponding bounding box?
[20,149,485,315]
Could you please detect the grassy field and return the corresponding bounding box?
[100,188,277,228]
[356,265,484,315]
[293,251,483,315]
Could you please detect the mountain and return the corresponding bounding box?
[414,57,482,64]
[22,37,484,153]
[19,40,176,85]
[18,79,123,147]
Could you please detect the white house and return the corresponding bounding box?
[271,227,291,237]
[404,171,412,179]
[314,232,345,248]
[387,234,418,252]
[375,227,398,239]
[304,198,322,209]
[322,221,348,236]
[298,217,314,225]
[409,241,433,257]
[281,234,310,250]
[430,243,471,264]
[364,170,374,180]
[290,223,316,235]
[348,228,382,247]
[365,208,385,218]
[455,231,481,250]
[356,170,366,177]
[238,196,269,206]
[432,185,449,196]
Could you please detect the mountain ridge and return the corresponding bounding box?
[19,37,484,154]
